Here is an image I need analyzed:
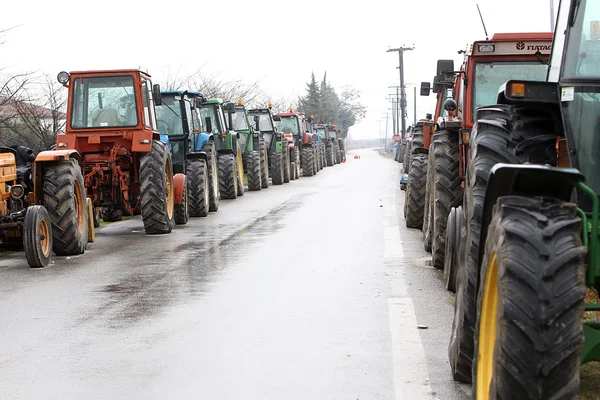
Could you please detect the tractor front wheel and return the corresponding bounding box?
[302,147,314,177]
[472,196,585,399]
[43,158,88,255]
[283,148,291,183]
[187,159,209,216]
[404,153,427,229]
[23,205,53,268]
[174,175,189,224]
[260,139,269,189]
[140,140,175,234]
[271,152,284,185]
[443,206,462,293]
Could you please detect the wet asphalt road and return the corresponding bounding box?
[0,149,469,400]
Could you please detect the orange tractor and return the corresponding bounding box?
[54,69,176,235]
[411,33,553,279]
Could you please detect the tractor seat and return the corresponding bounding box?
[92,108,121,127]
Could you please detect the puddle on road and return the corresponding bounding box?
[91,194,309,326]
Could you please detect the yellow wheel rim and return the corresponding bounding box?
[237,146,244,183]
[477,251,499,400]
[40,218,50,256]
[74,180,85,234]
[165,158,174,219]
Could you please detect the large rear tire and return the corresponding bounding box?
[23,205,52,268]
[271,152,284,185]
[432,130,462,270]
[247,151,262,191]
[140,140,175,234]
[187,159,209,217]
[472,196,585,399]
[201,141,219,212]
[43,158,88,255]
[218,154,238,200]
[449,104,559,383]
[404,153,427,229]
[102,208,122,222]
[302,147,314,177]
[326,145,334,167]
[260,138,269,189]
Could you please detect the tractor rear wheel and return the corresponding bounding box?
[271,152,284,185]
[283,148,291,183]
[140,140,175,234]
[398,142,407,164]
[325,145,333,166]
[174,176,189,225]
[247,151,262,191]
[432,130,462,270]
[201,141,219,212]
[449,104,559,383]
[472,196,585,399]
[404,153,427,229]
[187,159,209,216]
[217,154,238,200]
[23,205,52,268]
[302,147,314,177]
[43,158,88,255]
[260,138,269,189]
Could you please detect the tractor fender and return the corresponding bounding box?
[192,132,212,152]
[479,163,584,265]
[186,151,208,162]
[33,149,84,204]
[173,173,186,206]
[217,148,234,155]
[159,134,173,151]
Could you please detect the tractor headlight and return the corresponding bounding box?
[9,184,24,199]
[57,71,70,84]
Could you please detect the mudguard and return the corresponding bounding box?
[186,151,208,161]
[173,173,186,205]
[159,134,173,151]
[479,163,584,263]
[192,132,211,152]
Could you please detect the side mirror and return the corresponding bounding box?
[205,117,212,133]
[226,102,236,113]
[194,97,203,108]
[436,59,454,80]
[420,82,431,96]
[153,84,162,106]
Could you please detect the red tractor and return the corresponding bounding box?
[55,69,176,235]
[273,109,320,177]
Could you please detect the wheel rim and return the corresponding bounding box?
[165,159,174,219]
[40,218,50,256]
[477,251,499,399]
[74,180,85,234]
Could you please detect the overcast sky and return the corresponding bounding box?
[1,0,557,140]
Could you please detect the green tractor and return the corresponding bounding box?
[273,109,319,178]
[198,98,245,200]
[313,123,338,167]
[446,1,600,397]
[223,100,269,191]
[248,105,289,186]
[156,90,216,221]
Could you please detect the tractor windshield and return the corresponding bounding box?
[328,131,337,140]
[274,117,300,136]
[155,96,184,136]
[315,128,326,138]
[473,61,548,119]
[249,112,274,132]
[563,0,600,78]
[71,75,138,128]
[199,105,221,134]
[230,109,250,131]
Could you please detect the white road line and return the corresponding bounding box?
[389,297,433,400]
[384,227,404,258]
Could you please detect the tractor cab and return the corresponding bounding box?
[274,109,302,148]
[248,107,282,154]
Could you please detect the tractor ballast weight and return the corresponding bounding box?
[54,69,174,235]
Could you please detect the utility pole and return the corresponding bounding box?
[388,85,401,135]
[550,0,555,31]
[413,86,417,125]
[387,46,414,140]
